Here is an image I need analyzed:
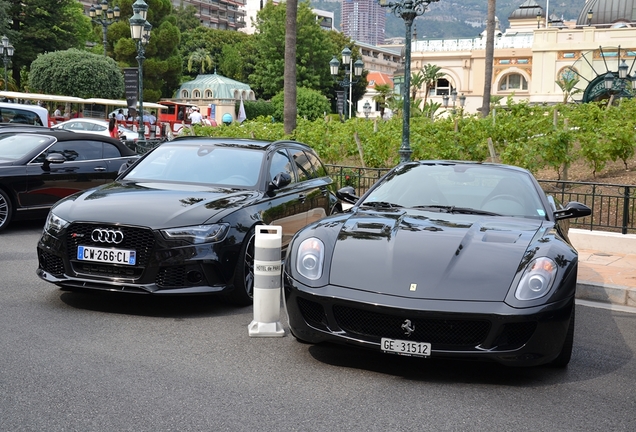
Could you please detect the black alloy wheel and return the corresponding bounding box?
[0,189,12,232]
[226,228,256,306]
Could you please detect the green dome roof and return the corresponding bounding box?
[177,72,253,100]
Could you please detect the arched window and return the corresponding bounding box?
[181,90,189,98]
[193,90,201,98]
[499,73,528,91]
[205,90,213,98]
[433,77,452,96]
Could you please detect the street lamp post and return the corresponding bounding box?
[330,47,363,120]
[130,0,151,144]
[90,0,120,56]
[363,101,372,119]
[603,47,636,105]
[380,0,439,163]
[1,36,14,92]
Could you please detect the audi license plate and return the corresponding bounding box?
[77,246,136,265]
[381,338,431,358]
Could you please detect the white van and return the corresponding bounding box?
[0,101,49,126]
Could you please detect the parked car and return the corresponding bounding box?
[284,160,592,367]
[0,130,138,232]
[52,118,139,141]
[0,101,49,126]
[36,137,340,305]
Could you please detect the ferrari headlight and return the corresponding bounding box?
[161,223,229,244]
[515,257,557,300]
[44,212,69,236]
[296,237,324,280]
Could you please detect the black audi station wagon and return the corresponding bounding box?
[36,137,339,305]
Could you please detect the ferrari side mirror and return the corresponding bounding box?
[554,201,592,220]
[336,186,359,205]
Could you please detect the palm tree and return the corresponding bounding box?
[284,0,298,134]
[481,0,496,117]
[556,73,582,103]
[422,64,445,107]
[187,49,213,75]
[410,71,425,101]
[373,83,394,119]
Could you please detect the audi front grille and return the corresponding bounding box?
[66,223,155,278]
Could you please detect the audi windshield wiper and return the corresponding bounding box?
[411,205,500,216]
[360,201,403,209]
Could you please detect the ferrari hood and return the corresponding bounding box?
[53,181,259,228]
[328,209,545,302]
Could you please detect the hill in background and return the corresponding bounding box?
[310,0,584,40]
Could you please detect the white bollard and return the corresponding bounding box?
[248,225,285,337]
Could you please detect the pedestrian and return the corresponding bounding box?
[149,111,157,125]
[116,109,126,121]
[189,107,203,125]
[53,105,62,118]
[108,114,119,139]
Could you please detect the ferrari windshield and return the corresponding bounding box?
[362,163,548,219]
[124,144,264,187]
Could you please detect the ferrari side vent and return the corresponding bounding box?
[493,322,537,350]
[297,297,328,331]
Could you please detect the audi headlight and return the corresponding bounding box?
[44,212,69,236]
[296,237,324,280]
[515,257,557,301]
[161,223,229,244]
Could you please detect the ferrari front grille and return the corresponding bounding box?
[297,297,328,331]
[333,305,491,348]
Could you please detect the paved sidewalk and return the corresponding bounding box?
[576,249,636,309]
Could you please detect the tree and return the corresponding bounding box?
[250,1,335,100]
[112,0,182,101]
[8,0,92,89]
[188,49,213,74]
[180,26,254,83]
[373,84,394,119]
[272,87,329,122]
[29,49,124,98]
[411,71,425,101]
[556,74,582,103]
[481,0,496,117]
[284,0,298,134]
[173,5,200,33]
[421,64,445,107]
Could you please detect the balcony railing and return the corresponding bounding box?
[326,165,636,234]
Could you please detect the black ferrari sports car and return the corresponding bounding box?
[0,129,138,232]
[284,161,592,367]
[36,137,339,305]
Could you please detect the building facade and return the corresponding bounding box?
[341,0,386,46]
[80,0,247,31]
[398,0,636,115]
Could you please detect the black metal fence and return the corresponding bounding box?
[326,165,636,234]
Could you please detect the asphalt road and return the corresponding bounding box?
[1,220,635,432]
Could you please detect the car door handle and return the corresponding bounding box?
[94,167,106,172]
[298,194,306,203]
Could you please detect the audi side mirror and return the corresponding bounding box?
[266,172,292,196]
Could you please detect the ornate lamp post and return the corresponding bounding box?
[90,0,120,56]
[330,47,364,120]
[363,101,372,119]
[1,36,14,92]
[380,0,439,163]
[603,47,636,104]
[130,0,151,143]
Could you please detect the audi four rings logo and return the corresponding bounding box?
[91,229,124,244]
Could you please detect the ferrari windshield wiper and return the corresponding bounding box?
[360,201,403,209]
[412,205,500,216]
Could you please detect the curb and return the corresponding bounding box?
[576,281,636,309]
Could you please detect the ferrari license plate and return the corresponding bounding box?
[77,245,136,265]
[381,338,431,357]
